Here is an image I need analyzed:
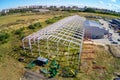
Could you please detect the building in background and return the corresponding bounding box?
[84,20,108,39]
[32,9,49,12]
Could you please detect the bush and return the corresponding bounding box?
[34,22,42,27]
[45,19,53,24]
[28,22,42,29]
[28,24,35,29]
[14,28,24,35]
[14,28,25,40]
[0,32,10,43]
[19,34,25,40]
[45,16,63,24]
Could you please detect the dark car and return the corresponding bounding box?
[113,77,120,80]
[112,41,118,44]
[117,39,120,41]
[109,38,113,41]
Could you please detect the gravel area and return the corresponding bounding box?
[92,19,120,45]
[108,45,120,58]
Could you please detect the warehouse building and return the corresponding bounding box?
[84,20,108,39]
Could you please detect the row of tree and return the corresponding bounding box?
[1,7,120,17]
[45,16,65,24]
[66,8,120,17]
[28,22,42,29]
[0,8,33,16]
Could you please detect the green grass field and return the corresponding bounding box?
[0,12,54,25]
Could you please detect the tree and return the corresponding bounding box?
[0,32,10,43]
[45,19,53,24]
[28,25,35,29]
[45,16,63,24]
[34,22,42,27]
[84,8,95,13]
[14,28,24,35]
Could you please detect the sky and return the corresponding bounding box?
[0,0,120,12]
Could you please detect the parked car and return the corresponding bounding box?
[109,37,113,41]
[111,41,118,44]
[113,77,120,80]
[117,39,120,41]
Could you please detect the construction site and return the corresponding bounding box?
[1,0,120,79]
[20,15,116,80]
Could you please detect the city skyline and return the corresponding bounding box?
[1,0,120,12]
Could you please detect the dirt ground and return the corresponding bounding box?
[81,40,95,74]
[78,40,120,80]
[0,55,24,80]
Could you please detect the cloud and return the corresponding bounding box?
[114,4,120,8]
[99,0,104,4]
[111,0,117,2]
[36,2,40,4]
[107,3,120,8]
[107,3,112,7]
[107,3,120,11]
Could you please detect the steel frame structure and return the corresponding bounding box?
[22,15,86,71]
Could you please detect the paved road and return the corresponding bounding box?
[92,19,120,45]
